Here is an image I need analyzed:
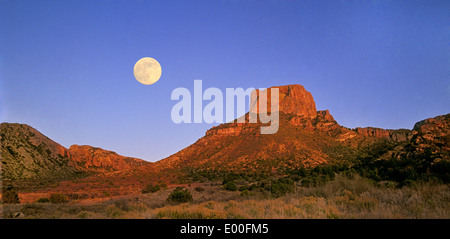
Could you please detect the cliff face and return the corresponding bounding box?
[354,127,412,143]
[67,145,148,173]
[250,84,317,118]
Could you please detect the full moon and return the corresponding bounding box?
[133,57,162,85]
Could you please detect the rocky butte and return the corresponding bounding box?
[250,84,318,118]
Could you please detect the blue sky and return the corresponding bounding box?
[1,0,449,162]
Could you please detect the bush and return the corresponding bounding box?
[194,187,205,192]
[271,178,294,198]
[240,190,256,198]
[2,185,20,204]
[36,198,50,203]
[49,193,69,204]
[167,187,193,204]
[114,199,131,211]
[223,181,237,191]
[142,183,161,194]
[238,185,248,191]
[105,205,123,218]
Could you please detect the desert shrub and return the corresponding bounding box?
[2,185,20,204]
[223,181,237,191]
[130,203,149,213]
[105,205,123,218]
[271,177,295,198]
[247,183,258,191]
[142,183,161,194]
[22,204,44,215]
[222,173,241,185]
[238,185,248,191]
[114,199,131,211]
[77,211,95,219]
[49,193,69,204]
[167,187,193,204]
[194,186,205,192]
[240,190,256,198]
[66,193,80,200]
[36,198,50,203]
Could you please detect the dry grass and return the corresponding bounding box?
[2,176,449,219]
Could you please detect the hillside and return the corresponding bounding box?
[0,123,149,181]
[0,123,80,180]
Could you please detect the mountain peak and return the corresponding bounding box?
[250,84,317,118]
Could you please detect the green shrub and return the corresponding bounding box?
[271,177,294,198]
[223,181,237,191]
[240,190,256,197]
[167,187,193,204]
[36,198,50,203]
[142,183,161,194]
[49,193,69,204]
[238,185,248,191]
[2,185,20,204]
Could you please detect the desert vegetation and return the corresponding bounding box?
[2,175,448,219]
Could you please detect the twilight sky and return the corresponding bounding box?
[1,0,449,162]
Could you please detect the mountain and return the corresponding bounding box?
[0,123,149,181]
[155,84,415,175]
[1,84,448,201]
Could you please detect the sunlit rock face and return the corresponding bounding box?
[250,84,317,118]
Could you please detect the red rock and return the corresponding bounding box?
[250,84,317,118]
[354,127,412,142]
[317,110,335,122]
[355,127,391,138]
[67,145,148,173]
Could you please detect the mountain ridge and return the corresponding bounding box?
[1,84,448,201]
[0,123,149,181]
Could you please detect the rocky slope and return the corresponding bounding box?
[391,113,449,161]
[0,123,79,180]
[0,123,149,180]
[66,145,148,174]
